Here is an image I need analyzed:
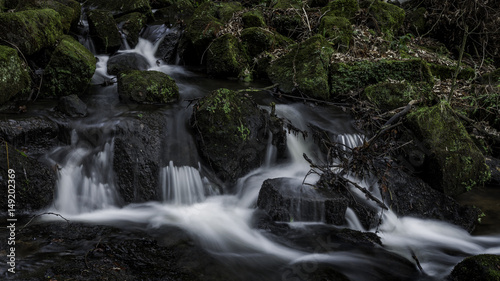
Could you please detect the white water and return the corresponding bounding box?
[45,31,500,280]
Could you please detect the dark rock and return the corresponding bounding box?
[273,0,303,9]
[41,35,97,98]
[0,9,64,56]
[116,12,147,48]
[0,45,31,105]
[83,0,152,18]
[155,28,182,64]
[107,52,150,76]
[242,9,266,28]
[241,27,292,58]
[57,94,88,117]
[87,9,122,54]
[206,33,250,79]
[363,81,434,111]
[317,16,353,51]
[117,70,179,104]
[485,157,500,186]
[448,254,500,281]
[16,0,81,33]
[321,0,359,20]
[269,12,302,39]
[368,0,405,40]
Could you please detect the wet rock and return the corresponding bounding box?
[87,9,122,54]
[206,33,250,79]
[317,16,353,51]
[368,0,405,40]
[0,45,31,105]
[242,9,266,28]
[83,0,152,18]
[152,1,197,26]
[107,52,150,76]
[329,58,434,97]
[241,27,292,58]
[57,94,88,117]
[448,254,500,281]
[406,102,490,196]
[267,35,334,100]
[117,70,179,104]
[16,0,81,33]
[0,142,56,212]
[42,35,97,98]
[0,9,64,55]
[363,81,434,111]
[155,28,182,64]
[116,12,147,48]
[191,88,285,182]
[485,157,500,186]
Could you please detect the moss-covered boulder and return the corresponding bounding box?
[428,63,476,80]
[267,34,334,100]
[406,102,490,196]
[107,52,150,76]
[116,12,147,48]
[406,7,427,36]
[42,35,97,97]
[16,0,81,33]
[87,9,122,54]
[318,16,353,51]
[368,0,405,40]
[177,2,243,64]
[242,9,266,28]
[273,0,303,9]
[117,70,179,104]
[191,88,283,182]
[206,34,249,79]
[329,59,434,96]
[481,68,500,85]
[240,27,292,57]
[321,0,359,20]
[364,81,434,111]
[0,9,64,56]
[0,46,31,105]
[152,0,196,25]
[449,254,500,281]
[83,0,152,17]
[269,12,302,39]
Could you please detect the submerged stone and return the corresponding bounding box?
[0,45,31,105]
[0,9,64,55]
[117,70,179,104]
[406,102,490,196]
[206,33,249,79]
[267,34,334,100]
[87,9,122,54]
[42,35,96,97]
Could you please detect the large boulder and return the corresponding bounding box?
[321,0,359,20]
[0,9,64,55]
[107,52,150,76]
[329,58,434,96]
[449,254,500,281]
[83,0,152,18]
[242,9,266,28]
[206,33,249,79]
[267,35,334,100]
[87,9,122,54]
[57,94,88,117]
[0,45,31,105]
[240,27,292,58]
[363,81,434,111]
[368,0,405,40]
[154,28,182,64]
[116,12,147,48]
[191,88,285,182]
[317,16,353,51]
[16,0,81,33]
[269,12,302,40]
[406,102,491,196]
[42,35,97,97]
[117,70,179,104]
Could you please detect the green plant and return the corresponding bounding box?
[237,120,250,141]
[478,211,486,223]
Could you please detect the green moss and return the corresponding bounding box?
[0,9,64,55]
[87,9,122,53]
[368,0,405,40]
[450,254,500,281]
[0,45,31,104]
[118,70,179,104]
[242,10,266,28]
[269,12,302,39]
[321,0,359,21]
[17,0,81,33]
[42,35,96,97]
[407,7,427,35]
[241,27,292,57]
[318,16,352,51]
[267,34,334,100]
[406,102,490,196]
[116,12,147,47]
[273,0,303,9]
[206,33,249,79]
[364,81,434,111]
[329,59,434,96]
[83,0,152,17]
[428,63,476,80]
[481,68,500,85]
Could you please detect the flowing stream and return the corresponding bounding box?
[38,25,500,280]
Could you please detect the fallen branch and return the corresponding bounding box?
[19,212,70,232]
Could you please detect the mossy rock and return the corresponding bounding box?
[428,63,476,80]
[191,88,274,181]
[254,52,274,79]
[308,0,329,8]
[0,9,64,56]
[406,102,490,196]
[318,16,353,51]
[0,45,31,105]
[267,34,334,100]
[42,35,97,97]
[242,9,266,28]
[406,7,427,36]
[241,27,292,57]
[16,0,81,33]
[87,9,122,54]
[329,59,434,96]
[273,0,304,9]
[152,0,196,25]
[368,0,405,40]
[116,12,147,48]
[83,0,152,18]
[118,70,179,104]
[321,0,359,21]
[206,33,249,79]
[481,68,500,85]
[364,81,434,111]
[449,254,500,281]
[269,12,302,39]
